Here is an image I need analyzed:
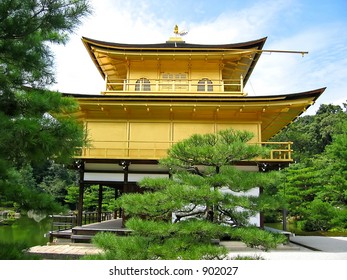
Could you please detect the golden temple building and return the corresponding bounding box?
[67,32,325,227]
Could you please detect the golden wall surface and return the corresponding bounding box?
[83,118,260,160]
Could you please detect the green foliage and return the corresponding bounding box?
[301,199,339,231]
[230,227,287,251]
[64,185,80,209]
[87,233,152,260]
[0,0,91,91]
[330,208,347,230]
[65,185,117,212]
[0,0,91,211]
[37,161,78,204]
[118,166,280,226]
[269,104,347,231]
[127,218,230,243]
[272,104,347,162]
[89,219,286,259]
[0,90,86,166]
[162,129,267,169]
[0,164,66,212]
[326,120,347,170]
[92,129,285,260]
[0,242,41,260]
[88,219,230,260]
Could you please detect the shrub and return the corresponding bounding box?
[302,199,338,231]
[229,227,287,251]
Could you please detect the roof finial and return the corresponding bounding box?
[174,24,179,35]
[173,24,188,36]
[167,25,187,43]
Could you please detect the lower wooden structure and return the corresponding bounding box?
[49,218,130,244]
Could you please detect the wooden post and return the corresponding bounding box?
[77,183,84,226]
[282,209,287,231]
[97,185,103,222]
[121,161,129,228]
[114,188,119,219]
[76,160,85,226]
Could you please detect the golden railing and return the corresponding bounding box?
[103,77,244,95]
[258,142,293,162]
[75,141,293,162]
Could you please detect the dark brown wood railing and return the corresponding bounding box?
[49,211,113,232]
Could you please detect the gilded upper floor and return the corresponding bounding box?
[82,36,266,96]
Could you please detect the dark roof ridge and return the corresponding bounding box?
[81,36,267,50]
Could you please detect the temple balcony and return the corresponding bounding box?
[102,77,246,96]
[75,141,293,163]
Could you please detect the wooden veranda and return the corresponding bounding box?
[49,212,131,243]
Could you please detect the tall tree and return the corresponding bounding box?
[269,115,347,231]
[272,103,347,162]
[0,0,91,212]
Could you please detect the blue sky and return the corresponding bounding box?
[51,0,347,114]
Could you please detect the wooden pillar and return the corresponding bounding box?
[77,183,84,226]
[97,185,103,222]
[114,188,120,219]
[121,161,129,228]
[282,209,288,231]
[76,160,85,226]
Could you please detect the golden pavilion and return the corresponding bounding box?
[66,31,325,227]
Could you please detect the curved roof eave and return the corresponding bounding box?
[81,36,267,82]
[64,87,326,103]
[64,87,326,141]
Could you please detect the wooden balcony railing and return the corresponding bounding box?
[49,211,113,232]
[103,77,245,95]
[75,141,293,162]
[48,211,114,242]
[257,142,293,162]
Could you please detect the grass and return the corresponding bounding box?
[0,242,42,260]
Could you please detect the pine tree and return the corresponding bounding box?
[91,129,286,260]
[0,0,91,212]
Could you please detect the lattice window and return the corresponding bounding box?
[197,78,213,92]
[161,73,188,91]
[135,78,151,91]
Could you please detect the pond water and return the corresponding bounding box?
[0,215,52,247]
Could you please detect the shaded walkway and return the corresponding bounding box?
[227,236,347,260]
[290,236,347,252]
[82,218,123,229]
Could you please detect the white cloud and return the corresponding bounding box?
[50,0,347,114]
[246,21,347,114]
[186,0,296,43]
